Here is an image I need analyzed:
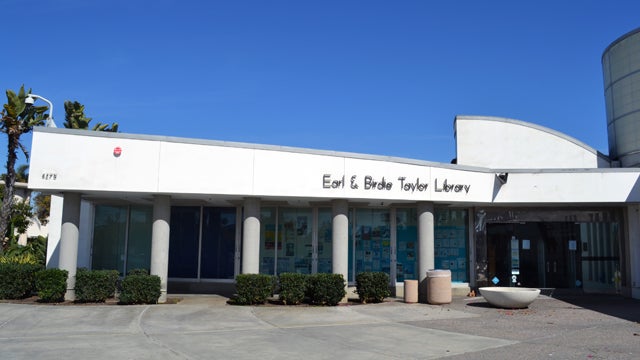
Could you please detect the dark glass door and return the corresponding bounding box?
[487,222,581,289]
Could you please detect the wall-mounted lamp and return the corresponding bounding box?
[496,172,508,185]
[25,94,56,127]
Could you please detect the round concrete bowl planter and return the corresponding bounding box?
[478,287,541,309]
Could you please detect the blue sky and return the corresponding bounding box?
[2,0,640,167]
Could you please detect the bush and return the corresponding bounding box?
[35,268,68,302]
[2,236,47,266]
[0,263,42,299]
[234,274,275,305]
[278,273,307,305]
[127,268,149,276]
[75,268,119,302]
[306,273,346,306]
[0,252,39,265]
[118,274,161,304]
[355,272,390,303]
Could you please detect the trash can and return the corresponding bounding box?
[404,280,418,303]
[426,269,452,305]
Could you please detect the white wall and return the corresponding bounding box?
[493,171,640,203]
[29,129,640,206]
[28,129,497,203]
[455,115,607,169]
[45,195,92,269]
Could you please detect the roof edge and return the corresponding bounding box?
[454,115,607,160]
[602,27,640,63]
[33,127,476,172]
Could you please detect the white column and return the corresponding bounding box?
[417,202,434,303]
[59,192,81,301]
[45,195,64,269]
[628,205,640,299]
[150,195,171,303]
[332,199,349,302]
[242,198,261,274]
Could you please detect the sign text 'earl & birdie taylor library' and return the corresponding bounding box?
[322,174,471,194]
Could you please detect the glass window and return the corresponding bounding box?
[353,209,391,281]
[435,209,469,282]
[201,207,236,279]
[580,222,621,292]
[259,207,313,276]
[317,208,333,273]
[278,208,312,274]
[168,206,200,278]
[396,208,418,282]
[92,205,127,273]
[125,206,153,274]
[260,207,277,275]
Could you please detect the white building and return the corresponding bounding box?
[27,115,640,302]
[28,28,640,302]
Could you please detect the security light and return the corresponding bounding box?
[24,93,56,127]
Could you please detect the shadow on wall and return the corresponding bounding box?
[626,176,640,202]
[46,241,60,269]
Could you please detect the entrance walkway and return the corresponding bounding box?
[0,294,638,359]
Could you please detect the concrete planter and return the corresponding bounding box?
[479,287,540,309]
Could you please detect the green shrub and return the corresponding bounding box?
[0,263,42,299]
[278,273,307,305]
[127,268,149,276]
[118,274,161,304]
[355,272,390,303]
[75,268,119,302]
[234,274,275,305]
[0,252,39,265]
[35,268,68,302]
[305,273,346,306]
[2,236,47,266]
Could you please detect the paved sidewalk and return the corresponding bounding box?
[0,294,638,359]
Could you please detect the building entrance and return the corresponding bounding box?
[487,222,581,289]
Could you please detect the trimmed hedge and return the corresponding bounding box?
[119,274,161,304]
[0,263,42,299]
[75,268,119,302]
[127,268,149,276]
[355,272,390,303]
[306,273,346,306]
[35,268,68,302]
[278,273,307,305]
[234,274,275,305]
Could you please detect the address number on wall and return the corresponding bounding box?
[41,172,58,181]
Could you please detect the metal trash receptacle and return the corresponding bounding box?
[404,280,418,303]
[426,269,452,304]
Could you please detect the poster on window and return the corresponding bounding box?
[435,226,468,282]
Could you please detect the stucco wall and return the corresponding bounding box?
[455,115,608,169]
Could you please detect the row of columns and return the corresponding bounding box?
[57,194,435,303]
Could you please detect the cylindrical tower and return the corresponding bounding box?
[603,27,640,167]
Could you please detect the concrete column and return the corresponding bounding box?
[417,202,435,303]
[150,195,171,303]
[332,199,349,302]
[58,192,81,301]
[242,198,261,274]
[628,205,640,299]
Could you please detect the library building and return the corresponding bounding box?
[30,28,640,302]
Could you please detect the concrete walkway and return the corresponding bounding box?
[0,294,638,359]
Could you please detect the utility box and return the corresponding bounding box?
[426,269,452,305]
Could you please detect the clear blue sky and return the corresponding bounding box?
[3,0,640,167]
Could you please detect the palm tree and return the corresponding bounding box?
[15,164,28,183]
[23,101,120,229]
[0,86,47,254]
[64,100,118,132]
